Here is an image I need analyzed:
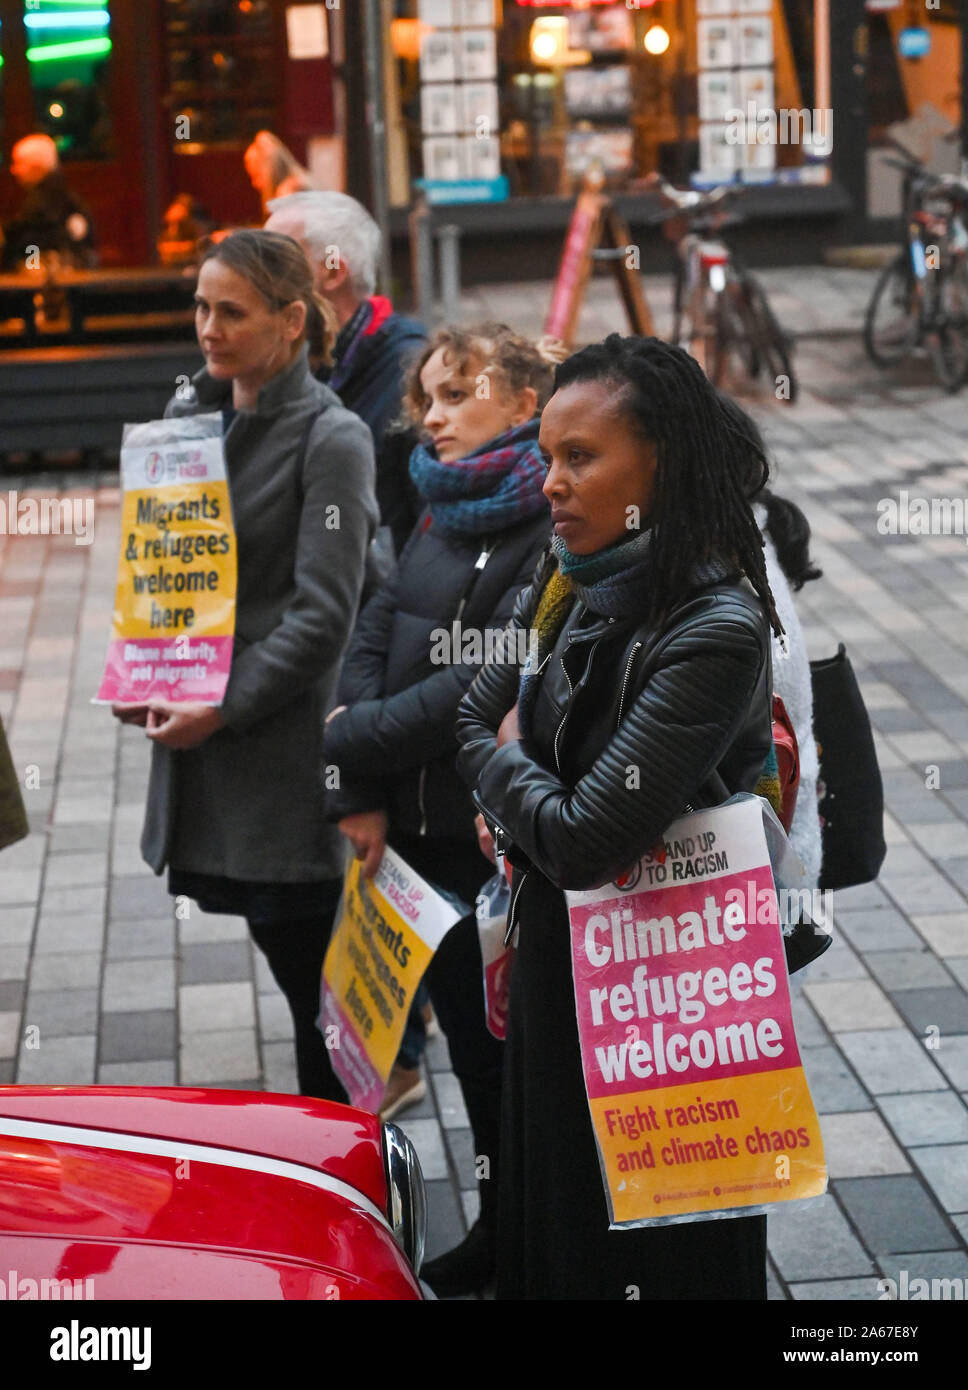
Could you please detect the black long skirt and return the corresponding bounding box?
[496,874,767,1301]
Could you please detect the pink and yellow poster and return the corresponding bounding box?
[567,795,827,1228]
[95,414,236,706]
[320,848,462,1112]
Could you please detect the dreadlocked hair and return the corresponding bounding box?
[554,335,783,637]
[716,387,822,592]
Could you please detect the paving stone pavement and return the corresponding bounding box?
[1,264,967,1300]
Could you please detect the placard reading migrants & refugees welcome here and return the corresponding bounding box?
[566,796,827,1228]
[95,414,236,706]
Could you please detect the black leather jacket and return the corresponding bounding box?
[456,551,774,894]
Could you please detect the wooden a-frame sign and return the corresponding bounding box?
[544,177,655,347]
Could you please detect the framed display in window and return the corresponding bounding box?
[462,134,501,179]
[422,136,464,181]
[420,31,460,81]
[418,0,457,27]
[460,0,495,26]
[460,82,500,133]
[564,66,632,119]
[737,67,774,113]
[698,70,739,123]
[738,16,773,68]
[421,84,461,134]
[697,18,736,70]
[458,28,497,80]
[699,121,738,178]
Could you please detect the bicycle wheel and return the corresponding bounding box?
[715,277,760,385]
[864,250,919,367]
[680,278,718,377]
[671,258,685,347]
[926,258,968,392]
[708,288,748,388]
[736,273,798,404]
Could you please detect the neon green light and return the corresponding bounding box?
[26,36,112,61]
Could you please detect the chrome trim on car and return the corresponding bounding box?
[381,1122,427,1274]
[0,1115,391,1230]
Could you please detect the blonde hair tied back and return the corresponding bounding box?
[201,228,335,367]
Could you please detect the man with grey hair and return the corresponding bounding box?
[1,133,96,271]
[266,191,426,554]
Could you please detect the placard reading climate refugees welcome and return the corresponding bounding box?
[566,796,827,1228]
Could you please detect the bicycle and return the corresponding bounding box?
[648,175,798,404]
[863,149,968,392]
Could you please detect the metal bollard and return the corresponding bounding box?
[437,224,461,327]
[409,194,435,329]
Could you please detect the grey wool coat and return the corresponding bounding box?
[141,345,379,883]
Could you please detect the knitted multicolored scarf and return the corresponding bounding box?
[408,418,549,537]
[518,528,657,740]
[517,530,784,819]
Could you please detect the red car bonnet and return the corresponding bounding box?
[0,1087,422,1300]
[0,1086,387,1210]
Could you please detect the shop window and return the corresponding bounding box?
[164,0,279,149]
[391,0,834,200]
[22,0,115,161]
[865,2,962,218]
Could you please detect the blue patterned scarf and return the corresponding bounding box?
[408,418,549,537]
[518,529,729,740]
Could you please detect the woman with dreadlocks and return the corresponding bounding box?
[456,335,783,1300]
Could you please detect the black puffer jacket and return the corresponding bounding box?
[323,510,552,843]
[456,551,774,893]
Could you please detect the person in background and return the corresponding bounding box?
[0,714,28,854]
[718,391,823,889]
[1,134,96,271]
[243,131,315,218]
[114,229,377,1103]
[323,323,561,1297]
[157,192,214,267]
[265,191,427,556]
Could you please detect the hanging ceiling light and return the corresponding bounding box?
[643,24,670,56]
[530,16,569,65]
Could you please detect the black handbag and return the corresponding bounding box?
[810,644,886,892]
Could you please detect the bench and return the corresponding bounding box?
[0,343,205,457]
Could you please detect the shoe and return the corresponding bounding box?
[422,1001,440,1039]
[784,919,833,975]
[378,1066,426,1121]
[420,1219,495,1298]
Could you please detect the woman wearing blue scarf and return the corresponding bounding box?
[323,323,561,1295]
[457,335,783,1300]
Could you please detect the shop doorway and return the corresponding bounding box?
[864,1,962,221]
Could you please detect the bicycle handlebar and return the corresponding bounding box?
[648,173,736,212]
[880,153,968,201]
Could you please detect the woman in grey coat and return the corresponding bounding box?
[114,230,378,1099]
